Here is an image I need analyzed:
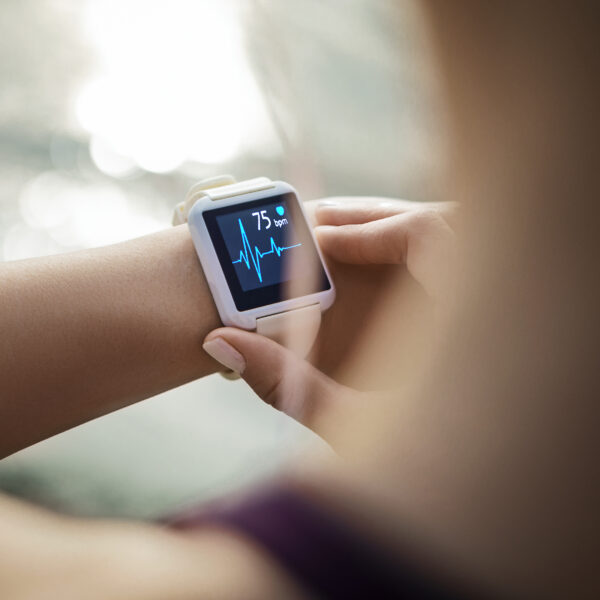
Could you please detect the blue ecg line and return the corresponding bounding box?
[231,218,301,283]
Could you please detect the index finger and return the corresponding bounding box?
[311,198,457,227]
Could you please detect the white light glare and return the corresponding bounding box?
[76,0,278,174]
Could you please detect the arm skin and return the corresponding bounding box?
[0,217,391,457]
[0,225,219,457]
[0,492,305,600]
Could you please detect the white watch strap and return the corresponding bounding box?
[174,176,322,375]
[173,175,274,225]
[256,303,321,358]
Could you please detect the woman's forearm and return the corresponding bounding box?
[0,225,220,457]
[0,493,304,599]
[0,206,394,457]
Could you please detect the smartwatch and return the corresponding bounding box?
[173,176,335,359]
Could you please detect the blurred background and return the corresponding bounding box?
[0,0,442,518]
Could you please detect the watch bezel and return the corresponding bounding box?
[187,181,335,329]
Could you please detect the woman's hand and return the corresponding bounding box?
[202,198,457,442]
[312,197,457,299]
[202,328,357,441]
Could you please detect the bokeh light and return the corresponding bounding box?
[75,0,278,175]
[18,171,165,252]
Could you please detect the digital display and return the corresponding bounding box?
[203,193,331,311]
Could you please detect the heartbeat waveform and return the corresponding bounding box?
[231,218,301,283]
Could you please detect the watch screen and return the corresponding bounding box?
[203,192,331,311]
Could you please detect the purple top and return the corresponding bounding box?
[168,486,488,599]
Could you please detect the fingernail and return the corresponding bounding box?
[203,337,246,374]
[317,200,340,207]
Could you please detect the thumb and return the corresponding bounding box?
[202,327,344,436]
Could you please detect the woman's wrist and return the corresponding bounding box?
[147,225,222,379]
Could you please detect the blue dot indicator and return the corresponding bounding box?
[275,205,285,216]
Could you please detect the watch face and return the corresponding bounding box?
[203,192,331,311]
